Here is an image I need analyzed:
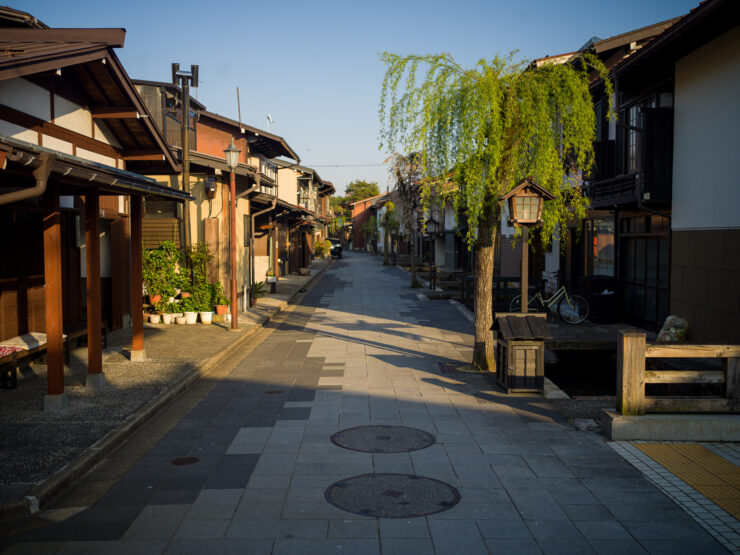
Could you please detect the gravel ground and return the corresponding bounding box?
[0,351,196,498]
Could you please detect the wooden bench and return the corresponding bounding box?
[0,323,107,389]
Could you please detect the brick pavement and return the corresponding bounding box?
[2,253,729,554]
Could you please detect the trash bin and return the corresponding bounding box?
[492,312,552,393]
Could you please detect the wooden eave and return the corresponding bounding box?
[0,30,179,175]
[200,111,300,162]
[0,136,191,201]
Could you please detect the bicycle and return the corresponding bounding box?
[509,285,589,325]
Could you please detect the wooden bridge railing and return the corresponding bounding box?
[617,330,740,415]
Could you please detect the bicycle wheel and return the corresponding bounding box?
[558,294,589,324]
[508,295,544,313]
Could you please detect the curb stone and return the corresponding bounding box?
[0,260,332,524]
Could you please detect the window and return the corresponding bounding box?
[626,103,642,173]
[591,218,615,276]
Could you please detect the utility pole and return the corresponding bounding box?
[172,63,198,251]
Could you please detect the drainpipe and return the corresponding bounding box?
[0,151,55,206]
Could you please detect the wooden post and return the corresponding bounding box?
[725,357,739,403]
[43,183,65,403]
[616,330,646,415]
[85,191,104,387]
[130,194,145,360]
[521,226,529,313]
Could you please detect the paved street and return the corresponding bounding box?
[3,253,728,554]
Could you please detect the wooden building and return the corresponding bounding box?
[132,81,300,306]
[0,9,188,407]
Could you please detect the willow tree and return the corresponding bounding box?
[380,52,611,371]
[388,152,423,287]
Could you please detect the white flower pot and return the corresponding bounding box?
[162,313,173,325]
[184,311,198,325]
[199,311,214,324]
[176,315,187,325]
[149,314,161,324]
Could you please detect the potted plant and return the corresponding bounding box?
[210,283,230,315]
[181,296,198,324]
[142,240,181,306]
[161,301,179,325]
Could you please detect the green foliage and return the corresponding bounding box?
[211,283,229,306]
[142,240,182,298]
[345,180,380,204]
[180,296,198,312]
[252,281,266,299]
[186,243,212,286]
[316,238,333,256]
[379,51,613,248]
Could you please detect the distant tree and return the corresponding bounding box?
[380,51,611,371]
[345,180,380,204]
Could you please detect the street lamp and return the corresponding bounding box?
[224,138,240,330]
[501,178,555,313]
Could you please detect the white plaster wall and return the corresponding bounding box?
[94,120,122,149]
[76,148,117,167]
[41,134,73,155]
[54,95,92,137]
[672,26,740,230]
[254,255,269,283]
[0,120,37,144]
[277,167,298,205]
[0,78,50,120]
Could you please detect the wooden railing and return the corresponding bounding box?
[617,330,740,415]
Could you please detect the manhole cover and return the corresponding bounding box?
[170,457,199,466]
[331,425,435,453]
[325,473,460,518]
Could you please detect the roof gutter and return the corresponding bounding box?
[0,151,54,206]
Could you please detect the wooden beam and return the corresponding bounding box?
[130,194,145,358]
[646,344,740,358]
[43,183,64,396]
[91,106,139,119]
[0,102,119,160]
[644,397,738,413]
[122,150,165,161]
[85,192,103,376]
[644,370,725,384]
[616,329,646,416]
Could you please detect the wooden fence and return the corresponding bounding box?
[617,330,740,415]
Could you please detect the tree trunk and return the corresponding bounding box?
[472,206,498,371]
[410,225,419,287]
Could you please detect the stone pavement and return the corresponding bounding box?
[0,259,329,521]
[1,253,731,554]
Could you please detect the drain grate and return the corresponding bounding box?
[331,425,435,453]
[265,390,284,395]
[325,473,460,518]
[170,457,200,466]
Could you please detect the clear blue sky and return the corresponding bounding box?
[16,0,697,195]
